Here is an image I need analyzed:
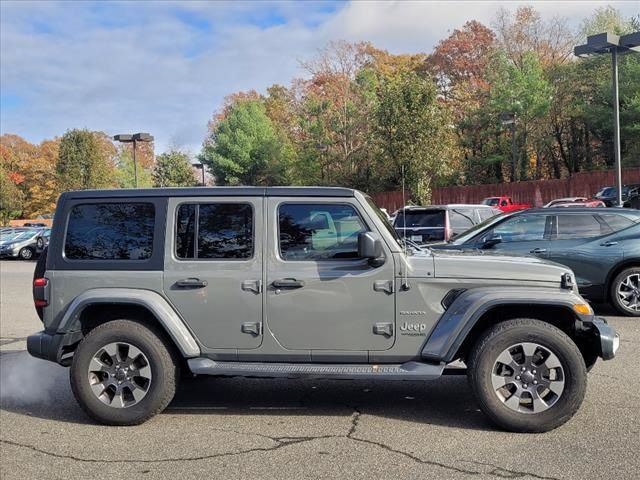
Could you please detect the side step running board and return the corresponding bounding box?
[187,358,445,381]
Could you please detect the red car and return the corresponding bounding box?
[481,196,531,212]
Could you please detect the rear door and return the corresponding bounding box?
[163,197,263,350]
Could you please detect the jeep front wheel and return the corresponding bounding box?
[467,318,587,433]
[70,320,178,425]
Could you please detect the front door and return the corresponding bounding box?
[483,213,552,258]
[265,199,395,352]
[163,197,263,350]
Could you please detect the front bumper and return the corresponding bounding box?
[591,317,619,360]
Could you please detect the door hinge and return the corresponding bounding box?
[373,322,393,337]
[373,280,394,294]
[241,279,262,294]
[241,322,262,336]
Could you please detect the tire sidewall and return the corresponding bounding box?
[71,322,176,425]
[610,267,640,317]
[471,321,586,432]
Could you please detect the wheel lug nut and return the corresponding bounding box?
[523,384,528,388]
[516,375,521,380]
[532,370,536,374]
[533,380,538,385]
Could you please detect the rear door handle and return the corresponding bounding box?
[175,278,208,288]
[272,278,305,289]
[600,241,618,247]
[530,248,547,254]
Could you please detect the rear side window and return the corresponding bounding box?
[394,210,445,228]
[599,214,635,233]
[279,203,367,261]
[556,214,607,239]
[175,203,253,260]
[449,209,476,231]
[65,203,155,260]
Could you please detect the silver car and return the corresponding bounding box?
[0,229,42,260]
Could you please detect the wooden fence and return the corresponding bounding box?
[371,167,640,211]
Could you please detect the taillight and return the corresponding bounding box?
[33,277,49,307]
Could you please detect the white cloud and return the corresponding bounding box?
[1,1,637,154]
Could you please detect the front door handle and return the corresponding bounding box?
[175,278,208,288]
[272,278,305,289]
[601,241,618,247]
[530,248,547,254]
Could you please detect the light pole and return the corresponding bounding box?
[574,32,639,206]
[192,161,206,186]
[113,133,154,188]
[500,112,517,182]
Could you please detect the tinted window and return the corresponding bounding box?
[493,214,547,242]
[65,203,155,260]
[279,204,367,261]
[394,210,445,228]
[478,208,499,222]
[556,214,605,239]
[176,203,253,259]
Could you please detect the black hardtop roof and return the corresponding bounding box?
[62,186,357,200]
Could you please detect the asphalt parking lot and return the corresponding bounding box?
[1,260,639,480]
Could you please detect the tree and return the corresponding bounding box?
[0,164,24,225]
[375,71,458,203]
[56,129,117,191]
[115,148,154,188]
[153,150,197,187]
[489,52,552,181]
[200,100,288,185]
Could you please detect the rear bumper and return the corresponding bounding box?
[591,317,619,360]
[27,330,81,365]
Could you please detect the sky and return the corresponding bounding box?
[1,0,638,155]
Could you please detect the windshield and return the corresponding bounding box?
[482,198,499,206]
[364,195,402,245]
[450,212,508,245]
[394,209,445,228]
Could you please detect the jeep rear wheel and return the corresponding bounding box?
[70,320,178,425]
[468,318,586,433]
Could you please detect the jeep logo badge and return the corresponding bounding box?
[400,322,427,332]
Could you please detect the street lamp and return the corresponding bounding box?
[574,32,639,206]
[113,132,154,188]
[192,161,206,186]
[500,112,517,182]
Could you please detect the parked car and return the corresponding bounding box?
[27,186,617,431]
[393,204,500,244]
[481,196,531,212]
[23,222,48,227]
[543,197,588,208]
[432,208,640,316]
[595,184,640,207]
[548,199,606,208]
[0,228,42,260]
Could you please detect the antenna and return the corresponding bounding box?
[401,164,410,291]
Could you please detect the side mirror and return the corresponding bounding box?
[481,235,502,249]
[358,232,384,266]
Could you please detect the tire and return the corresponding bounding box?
[467,318,587,433]
[70,320,179,425]
[36,237,44,249]
[18,247,34,260]
[610,267,640,317]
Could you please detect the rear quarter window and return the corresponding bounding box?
[64,203,155,260]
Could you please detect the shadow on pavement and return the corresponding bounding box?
[0,350,493,431]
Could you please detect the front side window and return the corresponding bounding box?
[65,203,155,260]
[492,214,548,242]
[279,204,367,261]
[175,203,253,259]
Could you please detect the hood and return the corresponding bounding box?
[408,248,571,284]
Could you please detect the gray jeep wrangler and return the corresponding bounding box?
[27,187,618,431]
